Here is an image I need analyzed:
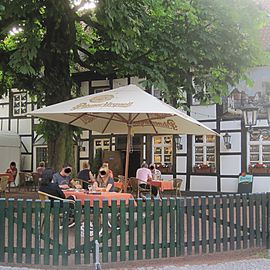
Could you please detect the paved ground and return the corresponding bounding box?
[1,259,270,270]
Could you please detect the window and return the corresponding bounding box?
[194,135,216,170]
[153,136,173,173]
[13,92,27,116]
[94,138,110,157]
[36,147,48,168]
[249,132,270,167]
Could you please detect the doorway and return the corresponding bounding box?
[121,151,141,178]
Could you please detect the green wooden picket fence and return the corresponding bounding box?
[0,193,269,266]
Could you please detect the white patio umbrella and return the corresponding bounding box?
[29,84,219,187]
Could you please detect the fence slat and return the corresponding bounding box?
[83,200,91,264]
[137,199,143,260]
[186,198,192,255]
[120,199,126,261]
[222,195,228,252]
[0,199,5,262]
[61,201,70,266]
[102,200,109,263]
[25,199,32,264]
[162,198,168,258]
[93,200,101,263]
[215,196,221,252]
[249,194,255,248]
[262,194,267,246]
[34,200,41,265]
[229,195,234,251]
[16,199,23,263]
[255,194,261,247]
[128,199,135,261]
[201,196,207,254]
[169,198,176,257]
[43,200,51,265]
[236,195,241,250]
[145,198,152,259]
[110,200,117,262]
[242,194,248,249]
[193,197,200,255]
[208,196,214,253]
[52,200,60,266]
[153,198,160,258]
[7,199,15,263]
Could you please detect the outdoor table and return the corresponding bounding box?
[63,189,135,207]
[149,180,174,197]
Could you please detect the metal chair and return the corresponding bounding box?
[173,178,183,197]
[129,177,151,199]
[0,176,9,197]
[38,191,75,229]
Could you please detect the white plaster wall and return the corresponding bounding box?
[19,118,32,134]
[0,119,9,130]
[161,174,174,181]
[252,177,270,193]
[220,120,241,130]
[220,132,241,153]
[10,119,18,133]
[190,175,217,192]
[190,104,216,120]
[176,156,186,173]
[200,121,216,130]
[220,155,241,175]
[21,136,32,153]
[221,177,238,193]
[92,80,110,87]
[0,105,9,117]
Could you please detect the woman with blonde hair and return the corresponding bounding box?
[77,161,95,189]
[94,165,115,192]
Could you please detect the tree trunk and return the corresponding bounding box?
[41,0,76,171]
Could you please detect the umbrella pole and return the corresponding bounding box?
[124,124,131,192]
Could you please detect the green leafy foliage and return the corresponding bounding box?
[0,0,267,168]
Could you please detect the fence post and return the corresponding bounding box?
[95,240,101,270]
[267,193,270,256]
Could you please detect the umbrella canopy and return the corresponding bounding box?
[29,84,219,185]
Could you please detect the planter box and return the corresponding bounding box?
[249,167,269,174]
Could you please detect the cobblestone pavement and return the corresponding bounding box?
[1,259,270,270]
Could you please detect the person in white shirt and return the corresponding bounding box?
[136,162,158,196]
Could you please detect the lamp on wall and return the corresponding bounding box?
[175,135,183,150]
[242,101,270,136]
[223,132,232,149]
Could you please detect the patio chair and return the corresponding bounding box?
[173,178,183,197]
[18,172,27,191]
[114,175,129,193]
[38,191,75,229]
[0,176,9,197]
[129,177,151,199]
[31,172,41,191]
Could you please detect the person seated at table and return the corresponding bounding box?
[6,161,18,182]
[136,162,158,197]
[77,161,95,189]
[39,168,75,226]
[36,161,45,177]
[52,163,81,189]
[149,163,161,180]
[94,166,115,192]
[102,162,114,178]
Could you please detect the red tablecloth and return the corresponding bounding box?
[150,180,174,192]
[63,190,135,207]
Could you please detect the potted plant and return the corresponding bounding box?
[249,163,269,174]
[193,163,215,173]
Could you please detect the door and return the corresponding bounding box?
[121,150,141,178]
